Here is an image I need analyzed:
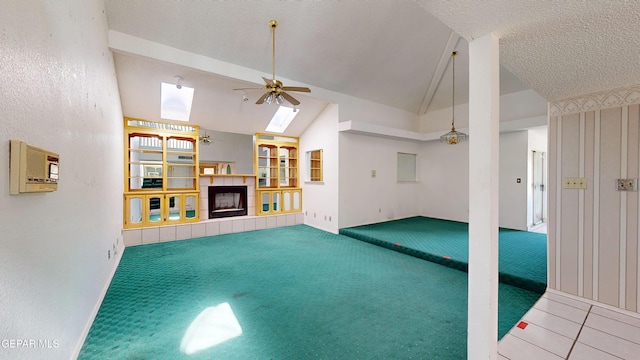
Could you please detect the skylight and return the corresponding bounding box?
[160,82,194,122]
[265,106,299,133]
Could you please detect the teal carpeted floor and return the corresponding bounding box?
[79,225,540,359]
[339,217,548,294]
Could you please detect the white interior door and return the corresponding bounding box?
[532,150,545,225]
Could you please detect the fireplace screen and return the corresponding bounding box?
[208,186,248,219]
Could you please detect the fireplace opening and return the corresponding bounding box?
[208,186,248,219]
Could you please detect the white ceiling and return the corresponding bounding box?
[105,0,640,136]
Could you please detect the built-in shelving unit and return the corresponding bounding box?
[254,133,302,215]
[123,117,200,228]
[307,149,323,182]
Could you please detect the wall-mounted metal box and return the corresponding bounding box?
[9,140,59,194]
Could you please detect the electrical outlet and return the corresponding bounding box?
[617,178,638,191]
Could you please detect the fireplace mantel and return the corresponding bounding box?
[199,173,255,185]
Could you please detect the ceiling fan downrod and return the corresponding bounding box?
[270,19,277,83]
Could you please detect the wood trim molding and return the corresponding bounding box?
[550,85,640,116]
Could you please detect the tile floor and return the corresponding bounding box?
[498,291,640,359]
[528,222,547,234]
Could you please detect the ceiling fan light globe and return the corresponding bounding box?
[275,94,284,105]
[265,93,274,104]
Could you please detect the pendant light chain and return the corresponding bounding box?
[451,51,457,131]
[439,50,467,144]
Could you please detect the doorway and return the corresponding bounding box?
[532,150,546,227]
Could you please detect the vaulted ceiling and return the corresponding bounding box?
[105,0,640,135]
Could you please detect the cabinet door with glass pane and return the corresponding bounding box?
[281,189,302,212]
[257,144,278,188]
[128,134,164,191]
[279,146,298,188]
[166,136,197,190]
[165,192,199,224]
[257,190,283,215]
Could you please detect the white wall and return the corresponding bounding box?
[499,131,529,230]
[415,88,547,228]
[419,131,531,230]
[300,104,340,233]
[338,133,421,228]
[419,139,470,222]
[199,129,253,174]
[419,89,547,133]
[336,94,419,131]
[0,1,124,359]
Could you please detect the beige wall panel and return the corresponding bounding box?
[626,104,640,311]
[548,116,558,289]
[583,111,595,299]
[598,107,622,306]
[560,113,581,295]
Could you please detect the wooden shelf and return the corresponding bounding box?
[199,173,256,185]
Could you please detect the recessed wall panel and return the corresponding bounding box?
[560,113,581,295]
[548,116,558,289]
[583,111,595,299]
[627,104,640,311]
[598,107,622,307]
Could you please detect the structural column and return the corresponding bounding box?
[467,33,500,360]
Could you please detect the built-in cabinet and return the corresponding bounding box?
[123,118,200,228]
[125,192,199,227]
[255,134,302,215]
[258,189,302,214]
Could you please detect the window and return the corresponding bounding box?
[160,82,194,122]
[265,106,299,133]
[397,152,416,182]
[306,149,323,182]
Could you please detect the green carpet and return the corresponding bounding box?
[339,217,547,294]
[79,225,540,359]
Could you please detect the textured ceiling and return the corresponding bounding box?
[105,0,638,135]
[418,0,640,101]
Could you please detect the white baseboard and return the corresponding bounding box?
[71,244,124,359]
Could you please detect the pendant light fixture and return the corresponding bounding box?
[440,51,467,145]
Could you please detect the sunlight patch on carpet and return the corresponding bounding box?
[180,302,242,355]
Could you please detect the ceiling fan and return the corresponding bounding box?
[235,20,311,106]
[199,131,212,145]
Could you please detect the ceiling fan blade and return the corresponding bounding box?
[281,86,311,93]
[262,77,276,87]
[280,91,300,106]
[256,91,271,104]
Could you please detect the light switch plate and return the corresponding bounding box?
[563,177,587,189]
